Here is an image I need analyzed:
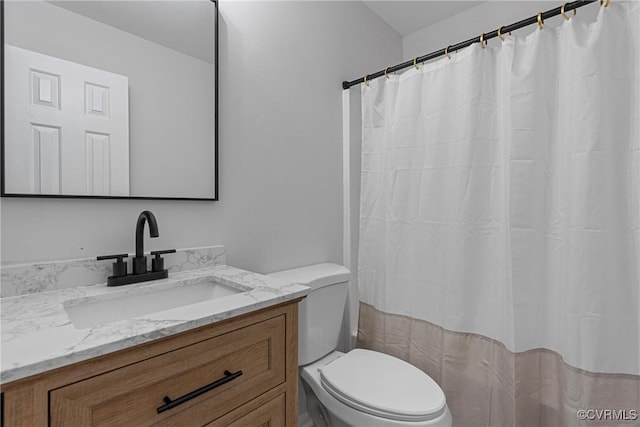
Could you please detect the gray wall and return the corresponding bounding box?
[0,1,402,273]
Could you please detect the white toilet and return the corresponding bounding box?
[268,264,452,427]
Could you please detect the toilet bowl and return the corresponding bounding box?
[268,264,452,427]
[301,350,452,427]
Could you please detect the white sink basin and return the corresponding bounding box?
[64,280,243,329]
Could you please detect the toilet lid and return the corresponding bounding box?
[319,349,446,422]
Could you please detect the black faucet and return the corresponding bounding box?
[97,210,175,286]
[133,210,159,275]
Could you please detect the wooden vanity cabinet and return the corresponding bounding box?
[1,300,301,427]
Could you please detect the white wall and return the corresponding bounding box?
[403,1,601,61]
[0,1,402,274]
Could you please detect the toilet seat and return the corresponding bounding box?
[319,349,446,422]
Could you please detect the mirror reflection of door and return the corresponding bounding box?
[5,45,130,196]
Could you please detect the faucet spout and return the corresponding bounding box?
[136,211,159,257]
[134,211,159,274]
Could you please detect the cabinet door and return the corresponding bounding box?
[207,394,285,427]
[50,316,285,426]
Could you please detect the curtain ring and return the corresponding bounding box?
[537,12,544,30]
[445,46,451,59]
[561,3,576,19]
[413,57,419,70]
[384,68,390,79]
[363,74,369,87]
[498,26,506,42]
[479,33,486,49]
[600,0,610,7]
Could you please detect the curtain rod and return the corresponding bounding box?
[342,0,599,90]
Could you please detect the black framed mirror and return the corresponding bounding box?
[1,0,218,200]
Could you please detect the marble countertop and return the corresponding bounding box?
[1,265,309,383]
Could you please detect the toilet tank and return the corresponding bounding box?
[267,263,350,366]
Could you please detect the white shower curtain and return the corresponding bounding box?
[357,3,640,426]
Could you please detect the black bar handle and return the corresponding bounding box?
[97,253,128,261]
[97,254,129,278]
[151,249,176,273]
[150,249,176,256]
[156,369,243,414]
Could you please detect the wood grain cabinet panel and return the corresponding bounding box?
[2,301,300,427]
[212,394,286,427]
[50,316,285,426]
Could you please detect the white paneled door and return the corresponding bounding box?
[5,45,130,196]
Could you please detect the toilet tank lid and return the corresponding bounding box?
[267,263,350,290]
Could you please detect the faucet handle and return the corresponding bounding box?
[150,249,177,256]
[151,249,176,273]
[97,253,129,278]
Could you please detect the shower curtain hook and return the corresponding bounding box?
[600,0,610,7]
[445,46,452,59]
[363,74,369,87]
[537,12,544,30]
[479,33,487,49]
[561,3,576,20]
[384,68,390,79]
[498,27,506,42]
[413,57,419,70]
